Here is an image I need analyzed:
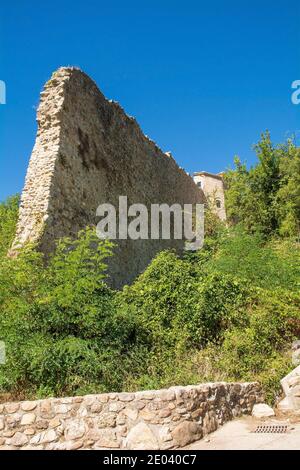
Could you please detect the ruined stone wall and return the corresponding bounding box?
[12,67,204,287]
[0,382,262,450]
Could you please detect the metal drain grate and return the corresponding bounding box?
[254,425,288,434]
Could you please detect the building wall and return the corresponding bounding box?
[0,382,263,450]
[12,67,204,288]
[193,172,226,221]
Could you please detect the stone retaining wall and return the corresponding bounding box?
[0,382,263,450]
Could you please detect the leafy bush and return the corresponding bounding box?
[0,228,148,397]
[215,289,300,402]
[120,250,250,350]
[224,133,300,237]
[0,195,19,257]
[208,226,300,291]
[0,133,299,404]
[0,225,298,402]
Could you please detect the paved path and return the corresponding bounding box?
[184,416,300,450]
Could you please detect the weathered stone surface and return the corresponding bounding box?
[20,413,36,426]
[40,429,57,444]
[84,439,95,447]
[172,421,202,447]
[77,407,88,418]
[60,398,73,405]
[90,402,102,413]
[281,365,300,397]
[292,340,300,351]
[288,376,300,388]
[160,390,176,401]
[139,409,156,421]
[67,440,84,450]
[252,404,275,418]
[3,430,16,438]
[94,429,120,449]
[125,422,159,450]
[21,402,38,412]
[158,426,173,443]
[278,366,300,413]
[118,393,135,402]
[82,397,96,407]
[86,429,104,442]
[292,349,300,366]
[73,397,83,403]
[31,429,57,445]
[5,403,19,414]
[108,402,125,412]
[64,419,86,440]
[49,417,61,428]
[159,409,172,418]
[202,411,218,434]
[9,432,29,447]
[98,394,109,403]
[98,412,116,428]
[36,419,49,430]
[291,385,300,397]
[132,401,146,410]
[140,391,156,400]
[117,425,128,437]
[55,404,70,414]
[277,396,293,412]
[6,415,21,429]
[123,408,138,421]
[11,67,204,289]
[116,414,126,426]
[39,400,54,419]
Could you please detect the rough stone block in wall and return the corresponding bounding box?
[11,67,205,288]
[0,382,263,450]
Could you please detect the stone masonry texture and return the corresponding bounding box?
[12,67,205,288]
[0,382,263,450]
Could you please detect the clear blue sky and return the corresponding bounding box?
[0,0,299,201]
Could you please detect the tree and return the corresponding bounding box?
[224,132,300,238]
[0,195,19,257]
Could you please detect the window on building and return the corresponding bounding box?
[196,181,202,188]
[216,199,221,208]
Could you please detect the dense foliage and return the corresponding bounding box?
[0,195,19,257]
[0,134,299,403]
[0,228,151,398]
[224,132,300,237]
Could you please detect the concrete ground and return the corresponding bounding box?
[184,416,300,450]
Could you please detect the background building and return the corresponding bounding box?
[193,171,226,221]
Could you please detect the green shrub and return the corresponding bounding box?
[0,195,19,257]
[208,226,300,291]
[0,228,148,397]
[0,182,299,404]
[215,289,300,401]
[224,133,300,237]
[120,250,250,350]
